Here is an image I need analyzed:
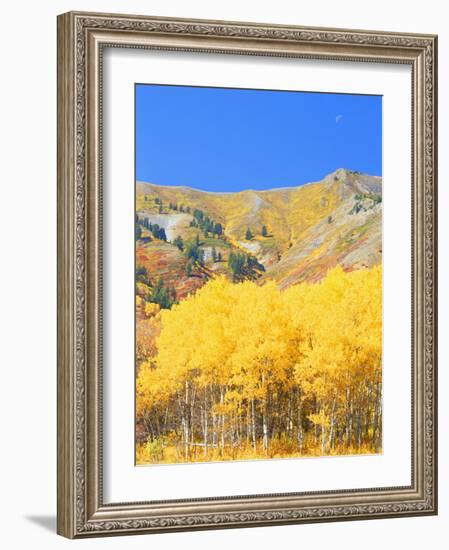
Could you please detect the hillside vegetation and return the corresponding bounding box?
[136,168,381,303]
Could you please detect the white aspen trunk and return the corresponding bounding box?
[262,413,268,453]
[375,379,382,452]
[236,409,241,447]
[261,374,268,454]
[377,400,383,452]
[212,413,217,446]
[289,405,293,435]
[321,423,326,455]
[345,387,351,445]
[348,394,354,447]
[220,388,225,451]
[203,388,208,457]
[190,386,196,446]
[246,406,250,445]
[184,381,190,460]
[297,391,303,452]
[356,409,362,447]
[163,406,169,435]
[372,376,381,450]
[176,392,184,458]
[251,397,256,450]
[328,399,337,451]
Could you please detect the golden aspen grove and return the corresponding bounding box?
[136,265,382,464]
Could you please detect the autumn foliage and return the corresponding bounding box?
[136,265,382,464]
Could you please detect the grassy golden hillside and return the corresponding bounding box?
[136,168,382,289]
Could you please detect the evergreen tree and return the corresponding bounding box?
[228,251,246,281]
[247,255,257,268]
[149,223,167,241]
[193,209,204,222]
[173,235,184,251]
[185,261,193,277]
[245,228,253,240]
[170,286,177,303]
[135,264,148,283]
[186,241,200,262]
[262,225,268,237]
[198,249,205,265]
[150,279,173,309]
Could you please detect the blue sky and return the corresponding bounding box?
[136,84,382,193]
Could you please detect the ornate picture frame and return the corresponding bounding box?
[57,11,437,538]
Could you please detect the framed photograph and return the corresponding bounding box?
[57,11,438,538]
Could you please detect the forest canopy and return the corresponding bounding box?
[136,265,382,464]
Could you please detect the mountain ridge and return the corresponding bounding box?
[136,167,382,196]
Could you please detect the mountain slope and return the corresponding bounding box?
[136,168,382,294]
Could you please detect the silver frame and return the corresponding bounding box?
[57,11,438,538]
